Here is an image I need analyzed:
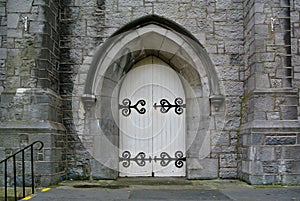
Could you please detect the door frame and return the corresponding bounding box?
[118,56,187,177]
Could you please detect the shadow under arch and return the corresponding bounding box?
[81,14,225,179]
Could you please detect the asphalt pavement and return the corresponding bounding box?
[21,178,300,201]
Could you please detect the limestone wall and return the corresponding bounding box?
[0,0,65,186]
[62,0,244,180]
[240,0,300,185]
[0,0,299,185]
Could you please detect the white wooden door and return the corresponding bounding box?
[119,56,186,177]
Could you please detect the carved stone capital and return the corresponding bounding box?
[210,95,224,112]
[82,94,96,111]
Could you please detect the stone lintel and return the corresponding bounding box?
[241,120,300,132]
[1,88,61,97]
[249,88,298,95]
[0,121,66,133]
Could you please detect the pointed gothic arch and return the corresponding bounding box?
[84,14,222,99]
[80,14,225,179]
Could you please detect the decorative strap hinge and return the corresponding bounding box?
[119,98,146,116]
[119,151,186,168]
[153,97,186,115]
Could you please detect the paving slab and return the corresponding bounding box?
[129,189,230,200]
[222,188,300,201]
[27,189,130,201]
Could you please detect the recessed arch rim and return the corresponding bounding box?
[110,14,203,48]
[84,15,223,99]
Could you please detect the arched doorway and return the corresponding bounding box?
[78,15,225,179]
[119,56,186,177]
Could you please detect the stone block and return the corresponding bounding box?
[7,14,19,29]
[211,54,230,66]
[248,161,264,175]
[249,111,266,120]
[265,136,296,145]
[248,175,278,185]
[32,134,54,148]
[29,22,45,33]
[211,131,230,146]
[281,146,300,159]
[215,24,243,39]
[254,2,264,13]
[225,98,241,117]
[249,133,264,145]
[281,174,300,185]
[262,161,279,174]
[0,48,7,59]
[280,160,300,174]
[253,95,274,111]
[258,146,276,161]
[223,81,243,96]
[7,29,22,38]
[91,159,118,179]
[33,0,47,6]
[36,174,64,187]
[281,106,298,120]
[187,158,218,179]
[256,73,270,88]
[212,145,237,153]
[35,161,57,175]
[223,117,241,131]
[247,146,274,161]
[7,0,33,12]
[216,65,239,81]
[0,27,6,39]
[219,168,237,178]
[0,134,19,148]
[220,153,237,167]
[186,130,205,157]
[267,112,280,120]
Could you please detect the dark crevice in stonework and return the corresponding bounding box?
[283,0,292,87]
[97,0,105,10]
[59,1,83,180]
[59,0,106,180]
[0,0,6,97]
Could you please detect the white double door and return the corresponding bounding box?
[119,56,186,177]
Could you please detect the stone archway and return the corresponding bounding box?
[78,15,225,179]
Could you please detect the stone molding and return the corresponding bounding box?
[81,94,97,111]
[210,95,225,112]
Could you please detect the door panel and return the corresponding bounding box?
[152,57,186,176]
[119,56,186,177]
[119,59,153,177]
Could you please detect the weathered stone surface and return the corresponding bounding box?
[7,14,19,29]
[0,0,299,186]
[7,0,33,12]
[265,136,296,145]
[187,158,218,179]
[219,168,237,178]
